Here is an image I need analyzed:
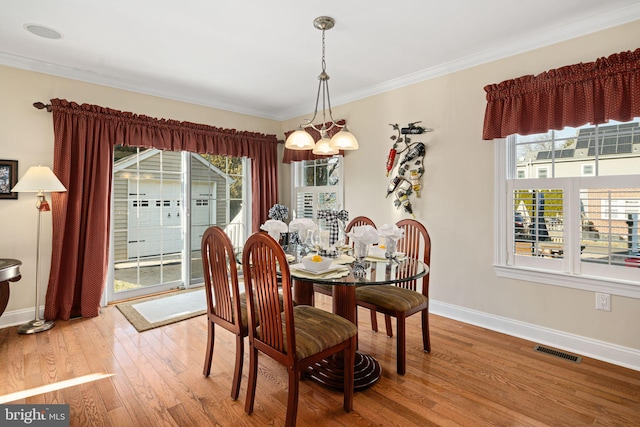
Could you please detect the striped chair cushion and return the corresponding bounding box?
[355,285,427,312]
[286,306,358,360]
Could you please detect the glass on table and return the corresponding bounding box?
[384,236,398,259]
[353,241,369,260]
[318,230,330,251]
[352,241,369,278]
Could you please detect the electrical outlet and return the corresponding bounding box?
[595,293,611,311]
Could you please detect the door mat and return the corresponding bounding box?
[116,288,206,332]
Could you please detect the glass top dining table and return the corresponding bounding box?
[289,255,429,390]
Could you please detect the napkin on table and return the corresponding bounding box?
[288,218,318,243]
[260,219,288,241]
[347,225,380,245]
[378,223,404,241]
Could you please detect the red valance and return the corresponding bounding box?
[282,119,346,163]
[483,48,640,140]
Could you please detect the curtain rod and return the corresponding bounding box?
[33,101,286,144]
[33,102,52,112]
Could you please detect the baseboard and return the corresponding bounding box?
[430,300,640,372]
[0,306,45,329]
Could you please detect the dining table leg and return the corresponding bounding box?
[292,279,381,390]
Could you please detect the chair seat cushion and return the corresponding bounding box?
[288,306,358,360]
[238,293,249,328]
[355,285,428,312]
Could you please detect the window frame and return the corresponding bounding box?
[494,137,640,299]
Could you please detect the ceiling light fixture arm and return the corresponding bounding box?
[303,20,339,134]
[284,16,358,153]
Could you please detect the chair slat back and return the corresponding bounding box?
[242,233,295,363]
[345,216,376,245]
[396,219,431,295]
[201,226,242,328]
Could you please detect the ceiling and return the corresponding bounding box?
[2,1,640,121]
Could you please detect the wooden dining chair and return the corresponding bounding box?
[314,216,377,301]
[242,232,358,427]
[201,225,247,400]
[354,218,431,375]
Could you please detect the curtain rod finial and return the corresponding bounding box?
[33,102,52,112]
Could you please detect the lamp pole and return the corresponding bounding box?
[12,165,66,335]
[18,190,54,334]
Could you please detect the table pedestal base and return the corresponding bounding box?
[294,279,382,390]
[307,351,381,391]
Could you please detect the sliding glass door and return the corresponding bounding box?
[107,147,250,302]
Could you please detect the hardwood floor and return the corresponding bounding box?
[1,294,639,426]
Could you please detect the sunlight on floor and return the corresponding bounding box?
[0,373,115,404]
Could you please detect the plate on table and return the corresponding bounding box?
[334,254,355,264]
[366,251,405,261]
[289,262,345,275]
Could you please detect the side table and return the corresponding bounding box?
[0,259,22,318]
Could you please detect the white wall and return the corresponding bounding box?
[280,20,640,369]
[1,18,639,370]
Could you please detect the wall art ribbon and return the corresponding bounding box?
[384,122,432,216]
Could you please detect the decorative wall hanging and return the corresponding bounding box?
[0,159,18,200]
[385,122,432,216]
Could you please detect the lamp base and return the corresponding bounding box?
[17,318,54,334]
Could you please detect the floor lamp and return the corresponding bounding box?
[12,165,66,334]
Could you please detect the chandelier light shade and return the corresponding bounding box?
[12,165,66,334]
[285,127,316,150]
[329,125,358,150]
[284,16,359,153]
[312,130,339,155]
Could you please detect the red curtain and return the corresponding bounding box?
[45,99,279,320]
[282,120,346,163]
[483,48,640,140]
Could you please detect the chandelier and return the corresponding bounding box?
[285,16,358,155]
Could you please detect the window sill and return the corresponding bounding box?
[494,264,640,299]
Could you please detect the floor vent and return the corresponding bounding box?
[534,345,582,363]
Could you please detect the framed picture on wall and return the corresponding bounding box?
[0,159,18,199]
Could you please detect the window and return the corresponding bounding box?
[537,167,548,178]
[582,164,594,176]
[291,156,344,220]
[497,119,640,297]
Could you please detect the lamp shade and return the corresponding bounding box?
[12,166,66,193]
[329,127,359,150]
[285,128,315,150]
[312,135,339,155]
